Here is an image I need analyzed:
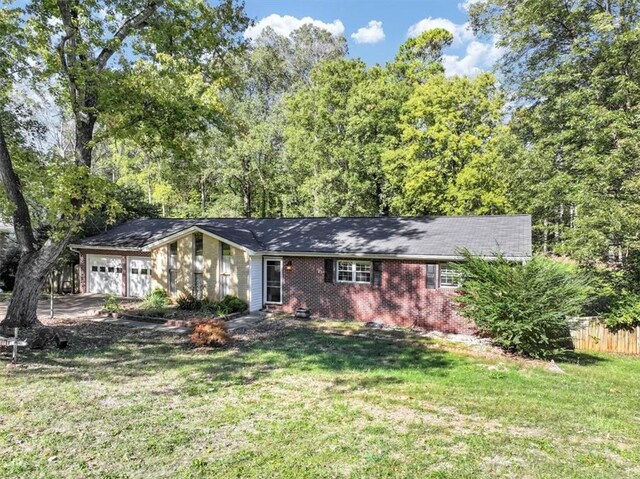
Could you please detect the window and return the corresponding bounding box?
[439,263,460,288]
[108,266,115,273]
[193,272,204,299]
[194,233,204,272]
[169,241,178,269]
[99,266,106,273]
[220,242,231,297]
[91,266,98,272]
[131,268,139,275]
[221,242,231,273]
[168,241,178,296]
[141,268,148,275]
[169,270,177,296]
[337,260,372,283]
[116,267,122,274]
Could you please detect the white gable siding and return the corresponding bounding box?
[249,255,263,312]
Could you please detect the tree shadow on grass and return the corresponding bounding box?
[561,351,610,365]
[3,320,455,393]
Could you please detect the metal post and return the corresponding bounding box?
[12,327,18,363]
[50,273,54,319]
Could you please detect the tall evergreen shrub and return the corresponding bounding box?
[454,251,593,359]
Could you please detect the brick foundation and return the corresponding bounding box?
[272,256,475,334]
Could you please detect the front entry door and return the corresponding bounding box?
[264,258,283,305]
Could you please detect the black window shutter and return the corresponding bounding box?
[372,261,382,286]
[324,258,334,283]
[426,264,437,289]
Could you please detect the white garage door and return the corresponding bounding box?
[88,255,123,295]
[128,257,152,298]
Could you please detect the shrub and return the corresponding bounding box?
[144,288,170,309]
[103,294,122,314]
[454,251,594,359]
[176,291,202,311]
[190,320,231,347]
[604,291,640,331]
[219,295,248,314]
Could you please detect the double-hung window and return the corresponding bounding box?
[168,241,178,296]
[337,260,372,284]
[193,233,204,298]
[439,263,460,288]
[220,242,231,296]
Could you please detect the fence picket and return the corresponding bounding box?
[569,317,640,355]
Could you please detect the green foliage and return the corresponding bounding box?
[393,28,453,80]
[102,294,122,314]
[471,0,640,267]
[454,252,594,359]
[604,291,640,331]
[219,295,248,314]
[383,73,509,215]
[176,291,202,311]
[144,288,170,309]
[176,292,246,316]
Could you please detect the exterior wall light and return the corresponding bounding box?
[285,260,293,272]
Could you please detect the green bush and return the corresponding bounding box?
[176,291,202,311]
[103,294,122,314]
[604,291,640,331]
[176,292,247,315]
[454,251,593,359]
[219,295,248,314]
[143,288,170,309]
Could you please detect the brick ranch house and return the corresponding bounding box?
[70,215,532,334]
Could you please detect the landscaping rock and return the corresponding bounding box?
[364,321,385,329]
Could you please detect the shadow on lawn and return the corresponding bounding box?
[5,321,454,391]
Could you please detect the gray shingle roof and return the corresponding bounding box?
[76,215,532,258]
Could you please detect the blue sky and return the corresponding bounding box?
[242,0,501,76]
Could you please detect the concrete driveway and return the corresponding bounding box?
[0,294,139,320]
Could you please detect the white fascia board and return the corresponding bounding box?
[144,226,256,255]
[69,244,145,252]
[254,251,531,261]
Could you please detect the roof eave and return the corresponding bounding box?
[254,251,531,261]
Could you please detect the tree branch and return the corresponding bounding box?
[96,1,160,71]
[0,116,37,253]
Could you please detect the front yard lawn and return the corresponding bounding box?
[1,318,639,478]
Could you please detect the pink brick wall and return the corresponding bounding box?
[273,257,475,334]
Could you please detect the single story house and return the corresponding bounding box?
[70,215,532,333]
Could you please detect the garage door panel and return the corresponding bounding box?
[88,255,123,295]
[128,257,151,298]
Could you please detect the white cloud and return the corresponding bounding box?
[351,20,385,44]
[457,0,485,11]
[407,17,474,46]
[244,14,345,40]
[442,38,505,77]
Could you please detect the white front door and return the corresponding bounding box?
[128,257,152,298]
[88,255,123,295]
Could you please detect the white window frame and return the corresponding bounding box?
[219,242,232,298]
[337,260,372,284]
[168,241,178,296]
[193,233,204,273]
[263,257,283,305]
[439,263,460,288]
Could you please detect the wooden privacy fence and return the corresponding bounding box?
[568,317,640,355]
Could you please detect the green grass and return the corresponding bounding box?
[1,319,640,478]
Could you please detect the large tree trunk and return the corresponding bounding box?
[1,239,68,328]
